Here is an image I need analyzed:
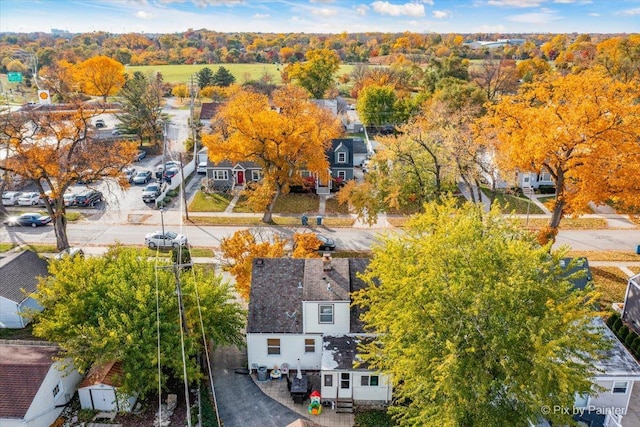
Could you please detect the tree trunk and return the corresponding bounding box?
[549,169,566,230]
[262,184,282,223]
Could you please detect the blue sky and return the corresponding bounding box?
[1,0,639,34]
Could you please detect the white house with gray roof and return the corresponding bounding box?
[246,256,392,405]
[0,250,48,328]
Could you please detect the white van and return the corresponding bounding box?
[197,162,207,174]
[2,191,23,206]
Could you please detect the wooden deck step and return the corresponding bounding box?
[336,398,354,413]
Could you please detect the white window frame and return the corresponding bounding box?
[213,170,229,180]
[300,170,312,178]
[319,304,334,324]
[612,381,629,394]
[574,393,589,408]
[337,152,347,163]
[305,338,315,353]
[324,374,333,387]
[360,375,379,387]
[52,382,63,399]
[267,338,281,355]
[336,171,346,180]
[539,170,552,182]
[251,170,261,181]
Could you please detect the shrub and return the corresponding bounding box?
[167,189,179,198]
[632,337,640,355]
[537,185,556,194]
[612,318,623,334]
[625,330,637,348]
[606,312,621,328]
[618,325,630,341]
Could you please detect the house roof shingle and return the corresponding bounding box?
[0,250,49,303]
[199,102,220,121]
[247,257,370,334]
[0,343,59,418]
[78,360,125,389]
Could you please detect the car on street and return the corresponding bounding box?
[63,191,77,206]
[163,166,180,180]
[4,212,52,227]
[123,167,136,182]
[72,189,103,207]
[132,170,152,184]
[95,119,106,128]
[2,191,23,206]
[197,162,207,174]
[142,183,163,203]
[316,234,336,251]
[133,150,146,162]
[17,192,41,206]
[144,231,188,249]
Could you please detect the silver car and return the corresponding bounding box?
[144,231,188,249]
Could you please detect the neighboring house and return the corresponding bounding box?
[246,256,392,405]
[0,250,49,329]
[311,99,338,116]
[78,361,138,412]
[0,342,82,427]
[621,273,640,334]
[517,169,554,190]
[199,102,220,124]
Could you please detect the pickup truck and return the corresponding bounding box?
[142,183,162,203]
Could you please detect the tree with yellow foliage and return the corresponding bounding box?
[0,104,137,250]
[478,69,640,233]
[284,48,340,99]
[76,55,125,101]
[202,85,343,223]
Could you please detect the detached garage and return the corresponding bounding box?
[78,361,137,412]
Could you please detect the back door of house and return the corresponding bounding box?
[338,372,352,398]
[90,389,117,411]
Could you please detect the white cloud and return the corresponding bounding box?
[419,0,434,4]
[136,10,153,19]
[310,0,335,3]
[487,0,544,7]
[588,12,599,16]
[371,1,425,17]
[432,10,449,18]
[508,11,561,24]
[311,8,338,17]
[356,4,369,15]
[477,24,507,32]
[621,7,640,16]
[253,13,270,19]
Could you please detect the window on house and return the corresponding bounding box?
[324,374,333,387]
[52,383,62,399]
[251,170,261,181]
[319,305,334,324]
[267,338,281,355]
[341,373,350,389]
[539,171,552,182]
[305,338,315,353]
[612,381,629,394]
[300,170,311,178]
[213,170,228,180]
[337,152,347,163]
[361,375,379,386]
[574,393,589,408]
[337,171,346,180]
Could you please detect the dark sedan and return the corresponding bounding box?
[4,213,52,227]
[316,234,336,251]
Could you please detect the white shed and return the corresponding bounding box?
[78,361,137,412]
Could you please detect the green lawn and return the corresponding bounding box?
[233,193,320,214]
[592,266,629,313]
[126,64,356,85]
[189,191,232,212]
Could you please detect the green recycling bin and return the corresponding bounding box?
[316,215,323,226]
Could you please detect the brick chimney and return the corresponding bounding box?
[322,253,332,271]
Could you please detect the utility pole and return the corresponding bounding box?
[179,153,189,221]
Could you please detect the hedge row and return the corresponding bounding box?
[606,312,640,358]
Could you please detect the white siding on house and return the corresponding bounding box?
[586,378,636,414]
[320,370,392,402]
[246,333,323,371]
[0,296,22,328]
[303,301,350,334]
[78,384,137,412]
[12,360,81,427]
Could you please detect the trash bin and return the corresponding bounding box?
[301,215,308,226]
[316,215,323,226]
[636,245,640,255]
[257,366,268,381]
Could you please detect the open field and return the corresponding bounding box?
[126,64,356,84]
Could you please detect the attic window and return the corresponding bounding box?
[612,381,628,394]
[319,304,334,324]
[337,152,347,163]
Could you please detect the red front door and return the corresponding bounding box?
[236,171,244,185]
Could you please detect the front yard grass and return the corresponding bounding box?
[233,193,320,214]
[484,191,545,215]
[325,196,350,214]
[592,266,629,312]
[189,191,232,212]
[515,217,609,229]
[187,215,355,227]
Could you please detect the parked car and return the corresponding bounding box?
[17,192,41,206]
[95,119,106,128]
[63,191,77,207]
[142,183,162,203]
[144,231,188,249]
[4,212,52,227]
[163,166,180,180]
[123,167,136,182]
[54,247,85,260]
[197,162,207,174]
[77,169,97,184]
[72,189,103,207]
[133,150,146,162]
[132,170,152,184]
[37,191,53,205]
[316,234,336,251]
[2,191,23,206]
[155,161,180,179]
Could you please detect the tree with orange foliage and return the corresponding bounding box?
[219,229,287,300]
[0,104,137,250]
[39,59,78,102]
[202,85,342,223]
[478,69,640,234]
[76,55,125,101]
[292,233,322,258]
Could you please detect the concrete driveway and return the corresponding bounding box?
[212,344,306,427]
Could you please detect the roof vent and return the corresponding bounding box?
[322,253,332,271]
[297,281,303,289]
[255,259,264,267]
